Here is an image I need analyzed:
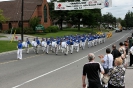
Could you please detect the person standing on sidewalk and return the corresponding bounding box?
[99,48,113,88]
[111,45,121,66]
[82,53,104,88]
[17,40,23,60]
[129,43,133,66]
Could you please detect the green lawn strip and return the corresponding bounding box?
[0,35,6,38]
[31,28,107,38]
[0,41,17,53]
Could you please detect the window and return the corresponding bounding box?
[44,5,47,22]
[0,23,2,30]
[9,22,12,29]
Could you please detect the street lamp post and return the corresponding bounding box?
[21,0,24,41]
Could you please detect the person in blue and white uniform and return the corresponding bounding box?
[51,38,57,54]
[81,36,86,50]
[31,38,37,53]
[41,38,47,53]
[70,39,74,54]
[87,35,92,48]
[46,38,50,54]
[61,39,67,55]
[75,37,80,52]
[17,40,23,60]
[35,37,40,54]
[56,37,61,51]
[26,38,30,53]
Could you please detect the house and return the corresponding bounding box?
[0,0,51,31]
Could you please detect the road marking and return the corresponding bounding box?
[0,60,18,65]
[0,54,44,65]
[12,31,131,88]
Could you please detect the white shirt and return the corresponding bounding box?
[61,41,67,48]
[102,54,113,69]
[130,46,133,55]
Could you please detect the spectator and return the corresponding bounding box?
[108,57,126,88]
[99,48,113,88]
[119,42,126,60]
[99,48,113,74]
[82,53,104,88]
[124,41,129,68]
[111,45,121,66]
[129,43,133,66]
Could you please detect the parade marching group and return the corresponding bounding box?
[17,33,106,60]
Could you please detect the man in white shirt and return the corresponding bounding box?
[129,43,133,66]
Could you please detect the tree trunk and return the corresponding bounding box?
[78,17,80,31]
[60,18,63,30]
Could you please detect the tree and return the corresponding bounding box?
[124,11,133,28]
[29,17,40,31]
[0,9,7,23]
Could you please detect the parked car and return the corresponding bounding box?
[115,28,122,32]
[123,27,126,30]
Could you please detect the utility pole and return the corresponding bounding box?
[21,0,24,41]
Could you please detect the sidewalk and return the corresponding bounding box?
[0,33,40,41]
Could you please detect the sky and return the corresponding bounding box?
[1,0,133,19]
[101,0,133,19]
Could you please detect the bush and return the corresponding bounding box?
[45,26,59,33]
[7,27,35,34]
[23,27,35,34]
[7,27,21,34]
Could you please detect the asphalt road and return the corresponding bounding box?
[0,30,133,88]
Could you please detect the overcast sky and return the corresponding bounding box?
[101,0,133,19]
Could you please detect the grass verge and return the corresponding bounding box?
[0,41,17,53]
[31,28,108,38]
[0,35,6,38]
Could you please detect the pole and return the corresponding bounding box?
[21,0,24,41]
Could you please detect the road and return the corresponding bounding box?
[0,30,133,88]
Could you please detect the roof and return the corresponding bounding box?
[0,0,43,21]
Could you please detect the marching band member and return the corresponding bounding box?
[97,34,100,44]
[17,40,23,60]
[61,39,67,55]
[46,38,50,54]
[35,37,40,54]
[25,38,30,54]
[91,35,95,47]
[103,33,106,43]
[57,37,61,51]
[70,39,74,54]
[87,35,92,48]
[75,37,80,52]
[66,38,70,54]
[81,36,85,50]
[51,39,58,55]
[41,38,47,53]
[31,38,37,53]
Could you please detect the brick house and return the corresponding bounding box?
[0,0,51,31]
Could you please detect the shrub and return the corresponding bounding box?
[7,27,21,34]
[45,26,59,33]
[23,27,35,34]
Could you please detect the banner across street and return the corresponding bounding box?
[54,0,112,10]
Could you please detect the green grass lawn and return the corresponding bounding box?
[0,41,17,53]
[0,35,6,38]
[31,28,108,38]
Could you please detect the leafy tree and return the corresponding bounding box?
[29,17,40,31]
[124,11,133,27]
[0,9,7,23]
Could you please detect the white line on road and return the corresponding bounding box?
[12,31,131,88]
